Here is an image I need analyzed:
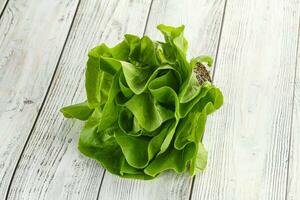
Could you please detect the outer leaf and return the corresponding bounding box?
[97,72,121,132]
[85,44,112,108]
[60,101,94,121]
[157,24,188,54]
[115,131,149,169]
[121,63,174,94]
[190,142,208,176]
[144,143,195,177]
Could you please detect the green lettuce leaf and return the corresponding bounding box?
[61,24,223,180]
[60,101,94,121]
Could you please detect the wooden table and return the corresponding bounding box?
[0,0,299,199]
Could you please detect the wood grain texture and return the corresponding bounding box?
[6,0,152,199]
[100,172,192,200]
[97,0,226,199]
[287,28,300,200]
[0,0,80,197]
[191,0,300,199]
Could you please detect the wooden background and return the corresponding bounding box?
[0,0,299,199]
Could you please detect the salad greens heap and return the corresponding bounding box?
[60,24,223,180]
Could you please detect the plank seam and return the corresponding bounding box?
[188,0,228,199]
[211,0,228,82]
[284,7,300,200]
[188,178,196,200]
[4,0,82,199]
[96,171,106,200]
[142,0,154,36]
[95,0,153,198]
[0,0,9,20]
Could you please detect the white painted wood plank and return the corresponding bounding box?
[97,0,226,200]
[192,0,300,199]
[100,172,192,200]
[287,27,300,200]
[6,0,152,199]
[0,0,80,197]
